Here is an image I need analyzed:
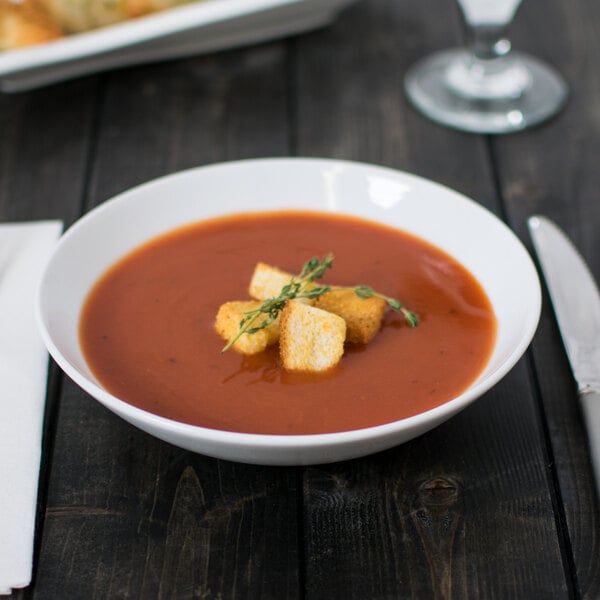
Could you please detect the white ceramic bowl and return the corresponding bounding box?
[37,158,541,465]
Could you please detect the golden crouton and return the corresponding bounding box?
[249,262,293,300]
[248,262,315,304]
[314,289,386,344]
[214,301,279,355]
[279,300,346,372]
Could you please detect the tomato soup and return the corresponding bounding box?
[79,211,497,434]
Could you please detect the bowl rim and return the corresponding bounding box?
[37,156,541,447]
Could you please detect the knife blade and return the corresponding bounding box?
[528,215,600,498]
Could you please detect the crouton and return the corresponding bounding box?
[249,262,293,300]
[248,262,315,304]
[214,301,279,355]
[279,300,346,372]
[314,289,386,344]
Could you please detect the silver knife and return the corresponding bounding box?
[528,215,600,498]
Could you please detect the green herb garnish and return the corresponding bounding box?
[221,253,418,353]
[349,285,420,327]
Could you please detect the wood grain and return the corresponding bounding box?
[294,0,571,597]
[0,78,98,223]
[31,45,300,599]
[490,0,600,597]
[37,384,299,598]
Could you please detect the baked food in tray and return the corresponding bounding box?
[1,0,191,50]
[0,0,359,92]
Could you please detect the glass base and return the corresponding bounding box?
[404,49,568,134]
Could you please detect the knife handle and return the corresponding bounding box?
[579,387,600,500]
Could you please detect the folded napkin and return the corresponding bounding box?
[0,221,62,595]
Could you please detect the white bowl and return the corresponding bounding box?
[37,158,540,465]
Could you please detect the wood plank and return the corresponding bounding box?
[37,382,299,598]
[84,45,292,205]
[293,0,570,596]
[303,375,567,599]
[32,46,301,598]
[0,78,98,223]
[0,77,99,600]
[492,0,600,596]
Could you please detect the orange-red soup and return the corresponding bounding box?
[79,211,497,435]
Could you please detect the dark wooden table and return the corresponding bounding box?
[2,0,600,597]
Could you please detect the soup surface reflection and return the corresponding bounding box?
[79,211,497,434]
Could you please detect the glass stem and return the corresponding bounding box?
[470,24,512,61]
[445,18,530,100]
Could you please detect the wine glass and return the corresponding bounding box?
[404,0,568,134]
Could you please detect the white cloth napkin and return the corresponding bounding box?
[0,221,62,595]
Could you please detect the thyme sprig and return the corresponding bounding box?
[346,285,419,327]
[221,253,418,353]
[221,253,334,352]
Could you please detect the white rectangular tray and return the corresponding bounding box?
[0,0,359,92]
